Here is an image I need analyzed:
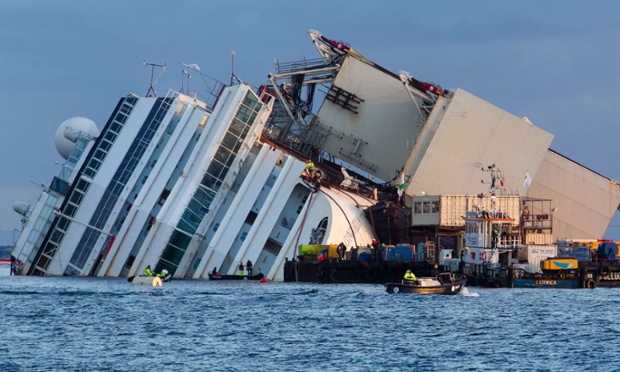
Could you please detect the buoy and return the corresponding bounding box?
[600,265,611,276]
[131,276,162,286]
[259,278,269,284]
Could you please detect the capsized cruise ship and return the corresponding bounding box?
[10,30,620,280]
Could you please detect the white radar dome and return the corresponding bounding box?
[54,117,99,159]
[13,201,30,216]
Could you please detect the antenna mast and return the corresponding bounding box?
[230,50,236,86]
[144,61,166,97]
[181,69,192,95]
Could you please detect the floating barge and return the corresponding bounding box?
[476,242,620,289]
[285,193,620,289]
[284,259,436,284]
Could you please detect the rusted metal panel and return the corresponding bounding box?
[315,55,424,182]
[404,89,553,198]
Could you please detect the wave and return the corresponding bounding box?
[459,287,480,297]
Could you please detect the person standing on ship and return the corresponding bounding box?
[430,265,440,281]
[350,246,358,260]
[521,203,530,226]
[337,242,346,261]
[304,159,315,183]
[238,261,244,276]
[143,265,153,277]
[246,259,253,276]
[371,239,380,262]
[491,225,499,248]
[312,170,322,192]
[318,250,327,261]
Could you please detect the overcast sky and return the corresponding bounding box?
[0,0,618,241]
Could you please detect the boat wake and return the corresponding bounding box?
[459,287,480,297]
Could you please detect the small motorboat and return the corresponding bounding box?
[385,273,467,295]
[208,273,265,281]
[127,271,171,285]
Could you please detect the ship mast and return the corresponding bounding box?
[144,61,166,97]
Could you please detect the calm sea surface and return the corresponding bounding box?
[1,275,619,372]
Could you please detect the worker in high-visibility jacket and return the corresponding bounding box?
[403,269,416,283]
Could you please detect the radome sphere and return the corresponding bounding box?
[54,117,99,159]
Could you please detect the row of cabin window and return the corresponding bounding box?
[413,201,440,214]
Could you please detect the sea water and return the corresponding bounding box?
[1,276,619,372]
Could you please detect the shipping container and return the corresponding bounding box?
[298,244,339,258]
[394,244,414,261]
[412,195,521,227]
[526,245,557,273]
[573,246,591,262]
[557,245,573,258]
[298,244,320,256]
[525,233,554,245]
[380,244,414,261]
[541,258,578,271]
[326,244,339,258]
[557,245,590,261]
